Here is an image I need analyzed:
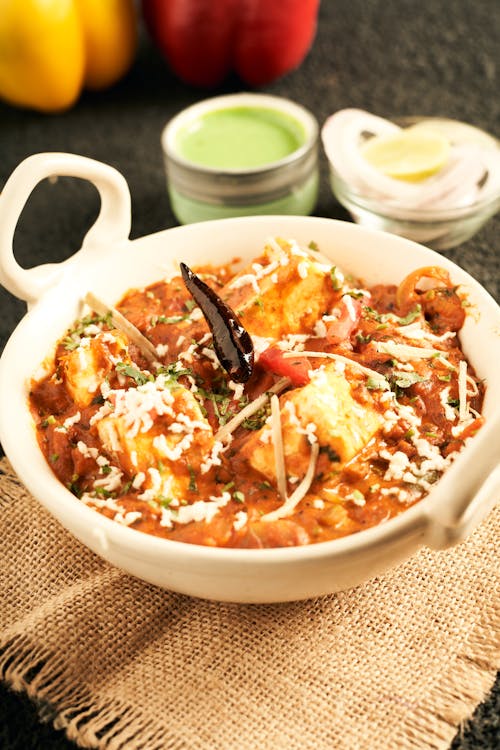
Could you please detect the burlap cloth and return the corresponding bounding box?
[0,458,498,750]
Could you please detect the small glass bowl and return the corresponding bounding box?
[325,116,500,251]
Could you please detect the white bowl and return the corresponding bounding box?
[0,153,499,603]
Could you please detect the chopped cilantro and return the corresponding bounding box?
[67,480,82,498]
[308,241,320,252]
[330,266,342,291]
[115,362,152,386]
[93,486,115,498]
[122,479,133,494]
[155,313,192,325]
[396,305,422,325]
[195,386,233,425]
[156,363,195,385]
[391,372,426,389]
[62,312,112,351]
[49,453,59,463]
[363,306,385,323]
[363,305,421,326]
[101,464,112,475]
[356,332,372,344]
[448,398,460,408]
[188,465,198,493]
[366,376,387,390]
[158,495,174,508]
[344,290,365,299]
[241,402,271,431]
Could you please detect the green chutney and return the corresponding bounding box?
[175,106,307,169]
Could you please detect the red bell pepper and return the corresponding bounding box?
[141,0,320,87]
[259,346,312,386]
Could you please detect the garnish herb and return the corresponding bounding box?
[115,362,152,386]
[241,401,271,431]
[63,312,113,350]
[330,266,342,290]
[188,464,198,492]
[152,313,192,326]
[356,332,372,344]
[391,372,426,389]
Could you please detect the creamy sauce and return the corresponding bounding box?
[175,106,306,169]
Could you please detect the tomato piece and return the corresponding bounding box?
[259,346,311,386]
[326,296,362,345]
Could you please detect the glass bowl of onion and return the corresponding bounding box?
[321,110,500,250]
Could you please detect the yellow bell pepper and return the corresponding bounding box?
[0,0,137,113]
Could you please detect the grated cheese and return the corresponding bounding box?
[282,350,389,390]
[343,294,358,321]
[262,442,320,522]
[55,411,82,432]
[439,387,458,422]
[84,292,159,364]
[297,261,309,279]
[200,440,226,474]
[77,441,98,459]
[233,511,248,531]
[375,340,447,362]
[91,375,177,438]
[271,394,287,501]
[395,322,456,342]
[214,378,289,443]
[458,359,469,422]
[228,273,260,294]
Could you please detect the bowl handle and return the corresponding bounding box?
[424,412,500,549]
[0,152,131,305]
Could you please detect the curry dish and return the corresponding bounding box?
[29,238,484,548]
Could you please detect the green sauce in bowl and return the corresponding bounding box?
[175,106,306,170]
[162,93,319,224]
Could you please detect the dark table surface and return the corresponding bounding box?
[0,1,498,747]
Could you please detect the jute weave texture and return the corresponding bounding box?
[0,458,498,749]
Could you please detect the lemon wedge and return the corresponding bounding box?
[360,127,450,182]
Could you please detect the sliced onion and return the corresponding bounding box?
[321,108,500,214]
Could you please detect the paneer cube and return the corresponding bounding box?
[242,364,383,483]
[60,330,128,408]
[221,239,337,339]
[95,378,214,500]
